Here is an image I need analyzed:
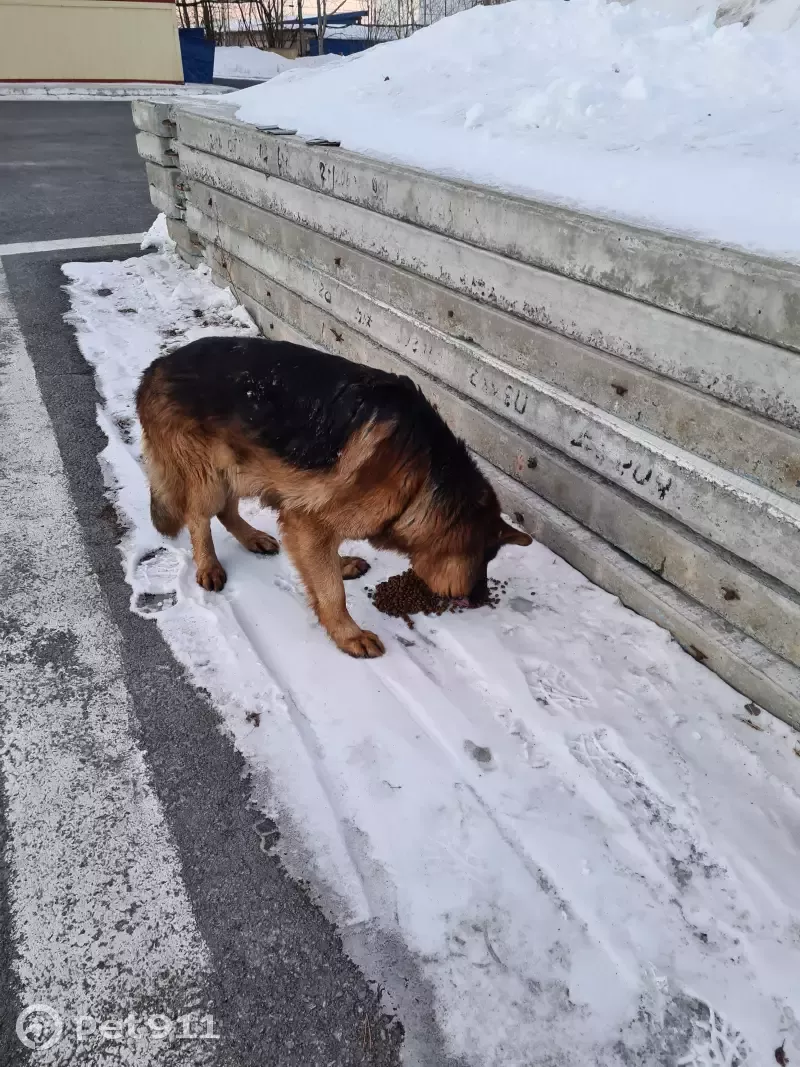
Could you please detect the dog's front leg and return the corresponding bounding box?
[280,510,385,659]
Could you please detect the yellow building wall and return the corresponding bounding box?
[0,0,184,82]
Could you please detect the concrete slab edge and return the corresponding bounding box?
[172,100,800,352]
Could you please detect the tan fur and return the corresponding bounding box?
[137,366,529,657]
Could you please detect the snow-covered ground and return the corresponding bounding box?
[62,230,800,1066]
[213,46,340,80]
[213,45,293,79]
[228,0,800,258]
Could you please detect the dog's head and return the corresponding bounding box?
[409,487,532,603]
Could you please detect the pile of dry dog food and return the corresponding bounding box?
[368,569,504,628]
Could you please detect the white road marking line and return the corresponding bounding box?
[0,233,144,257]
[0,262,213,1064]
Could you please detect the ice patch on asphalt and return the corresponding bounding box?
[62,238,800,1067]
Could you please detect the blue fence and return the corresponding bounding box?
[306,38,374,56]
[179,28,215,83]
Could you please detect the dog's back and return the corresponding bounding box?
[139,336,422,465]
[136,335,486,517]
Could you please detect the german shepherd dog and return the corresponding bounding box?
[136,336,532,658]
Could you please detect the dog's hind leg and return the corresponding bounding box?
[185,476,228,592]
[187,513,227,592]
[281,510,384,658]
[217,496,279,556]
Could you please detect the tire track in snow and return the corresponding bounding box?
[223,594,375,926]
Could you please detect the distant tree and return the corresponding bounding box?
[314,0,353,55]
[176,0,291,50]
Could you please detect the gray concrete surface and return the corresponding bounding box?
[131,99,176,138]
[136,130,178,168]
[146,160,187,214]
[0,102,407,1067]
[0,85,226,100]
[178,142,800,429]
[172,100,800,351]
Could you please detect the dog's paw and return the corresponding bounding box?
[196,561,227,592]
[243,530,279,556]
[339,629,385,658]
[340,555,370,580]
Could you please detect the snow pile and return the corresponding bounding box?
[140,212,173,253]
[213,45,340,80]
[229,0,800,257]
[62,240,800,1067]
[214,46,293,79]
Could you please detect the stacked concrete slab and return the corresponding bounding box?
[133,97,800,726]
[132,100,203,267]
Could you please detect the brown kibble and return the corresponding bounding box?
[370,569,498,623]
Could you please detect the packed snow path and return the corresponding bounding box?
[62,240,800,1067]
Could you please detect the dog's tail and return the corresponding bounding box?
[149,483,184,538]
[141,435,185,538]
[137,364,186,538]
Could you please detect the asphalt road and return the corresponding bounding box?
[0,101,406,1067]
[0,102,159,245]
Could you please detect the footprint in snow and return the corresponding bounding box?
[132,546,180,616]
[521,657,595,712]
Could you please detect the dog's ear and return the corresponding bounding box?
[498,518,533,547]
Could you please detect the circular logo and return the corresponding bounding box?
[16,1004,63,1051]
